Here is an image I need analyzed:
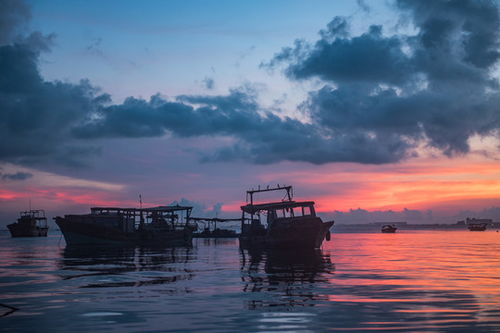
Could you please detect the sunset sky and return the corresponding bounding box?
[1,0,499,225]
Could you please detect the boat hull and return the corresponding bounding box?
[7,223,48,237]
[239,220,333,249]
[55,217,192,246]
[468,226,487,231]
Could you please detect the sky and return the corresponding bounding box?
[1,0,500,226]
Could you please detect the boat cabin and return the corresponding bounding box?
[68,205,194,234]
[241,201,317,225]
[18,210,48,228]
[240,185,321,233]
[238,185,334,249]
[241,200,319,237]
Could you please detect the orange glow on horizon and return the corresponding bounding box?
[1,154,499,216]
[257,155,500,213]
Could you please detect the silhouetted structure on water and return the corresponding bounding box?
[55,205,196,246]
[239,185,334,249]
[466,218,490,231]
[7,210,48,237]
[381,224,398,233]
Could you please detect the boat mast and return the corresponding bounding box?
[246,184,293,205]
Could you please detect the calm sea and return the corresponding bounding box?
[1,230,499,332]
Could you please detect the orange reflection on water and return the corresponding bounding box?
[323,230,500,326]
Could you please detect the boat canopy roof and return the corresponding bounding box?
[90,205,192,214]
[241,201,315,215]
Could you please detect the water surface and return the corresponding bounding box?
[1,230,499,332]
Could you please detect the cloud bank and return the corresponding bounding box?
[1,0,499,169]
[266,0,500,158]
[1,171,32,181]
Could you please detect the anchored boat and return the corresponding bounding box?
[466,218,490,231]
[381,224,397,233]
[54,205,195,246]
[239,185,334,249]
[7,210,48,237]
[468,224,487,231]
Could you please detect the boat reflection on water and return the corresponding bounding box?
[240,248,334,309]
[59,245,196,290]
[199,238,238,247]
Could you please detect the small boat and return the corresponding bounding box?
[54,205,196,246]
[239,185,334,249]
[468,222,488,231]
[381,224,397,233]
[466,217,490,231]
[7,210,48,237]
[191,217,239,238]
[468,224,487,231]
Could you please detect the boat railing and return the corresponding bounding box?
[20,210,46,219]
[89,205,194,230]
[19,210,48,228]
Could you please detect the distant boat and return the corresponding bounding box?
[468,224,487,231]
[54,205,196,246]
[239,185,334,249]
[466,217,490,231]
[7,210,48,237]
[381,224,397,233]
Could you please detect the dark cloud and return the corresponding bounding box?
[74,86,412,164]
[266,0,500,158]
[0,40,109,167]
[0,0,30,46]
[267,23,413,85]
[1,171,33,181]
[397,0,500,69]
[1,28,406,166]
[1,0,499,169]
[303,82,500,156]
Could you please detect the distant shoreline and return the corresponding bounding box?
[333,222,500,231]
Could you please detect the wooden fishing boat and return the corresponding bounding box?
[7,210,48,237]
[54,205,196,246]
[239,185,334,249]
[465,218,490,231]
